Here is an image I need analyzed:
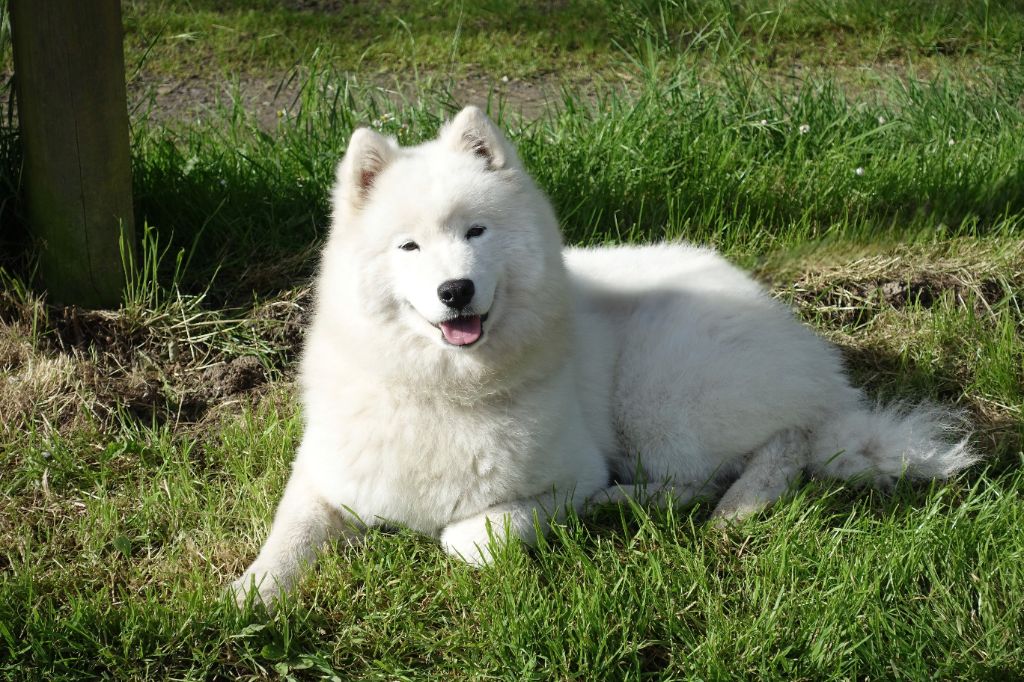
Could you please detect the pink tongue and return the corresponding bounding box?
[439,316,482,346]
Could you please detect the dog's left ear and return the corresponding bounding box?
[441,106,521,171]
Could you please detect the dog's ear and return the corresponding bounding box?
[442,106,520,171]
[333,127,396,212]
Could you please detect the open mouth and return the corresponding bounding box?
[438,313,488,347]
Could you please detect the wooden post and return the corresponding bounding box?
[10,0,135,308]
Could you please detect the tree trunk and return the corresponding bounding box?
[10,0,135,308]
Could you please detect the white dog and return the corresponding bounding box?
[232,106,974,606]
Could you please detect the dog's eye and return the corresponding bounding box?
[399,241,420,252]
[466,225,486,239]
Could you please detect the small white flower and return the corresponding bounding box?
[380,112,395,123]
[855,167,865,176]
[760,119,768,126]
[948,138,956,146]
[372,119,382,128]
[877,116,886,125]
[501,75,509,83]
[798,123,810,134]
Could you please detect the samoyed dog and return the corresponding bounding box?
[232,106,974,606]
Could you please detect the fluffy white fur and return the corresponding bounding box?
[232,106,975,607]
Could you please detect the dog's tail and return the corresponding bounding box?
[807,401,977,488]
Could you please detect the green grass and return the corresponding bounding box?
[2,1,1024,679]
[122,0,1024,82]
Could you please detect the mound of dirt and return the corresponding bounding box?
[201,356,267,400]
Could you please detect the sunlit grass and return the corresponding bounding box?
[121,0,1024,81]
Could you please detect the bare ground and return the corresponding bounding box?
[122,54,981,130]
[127,69,596,129]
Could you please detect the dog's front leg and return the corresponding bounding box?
[231,474,359,608]
[439,490,574,566]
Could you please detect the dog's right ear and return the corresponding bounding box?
[333,128,396,213]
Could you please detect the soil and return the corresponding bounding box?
[127,69,597,129]
[0,283,311,432]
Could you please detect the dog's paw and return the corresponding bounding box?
[440,516,502,567]
[228,569,283,611]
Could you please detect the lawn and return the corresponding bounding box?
[1,1,1023,679]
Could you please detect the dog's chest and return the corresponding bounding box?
[305,391,557,535]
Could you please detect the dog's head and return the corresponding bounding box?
[315,107,569,392]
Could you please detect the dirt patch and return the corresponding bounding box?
[201,355,267,399]
[0,285,311,436]
[127,68,594,129]
[130,72,303,131]
[51,306,140,358]
[787,273,1021,327]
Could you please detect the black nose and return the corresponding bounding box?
[437,278,475,309]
